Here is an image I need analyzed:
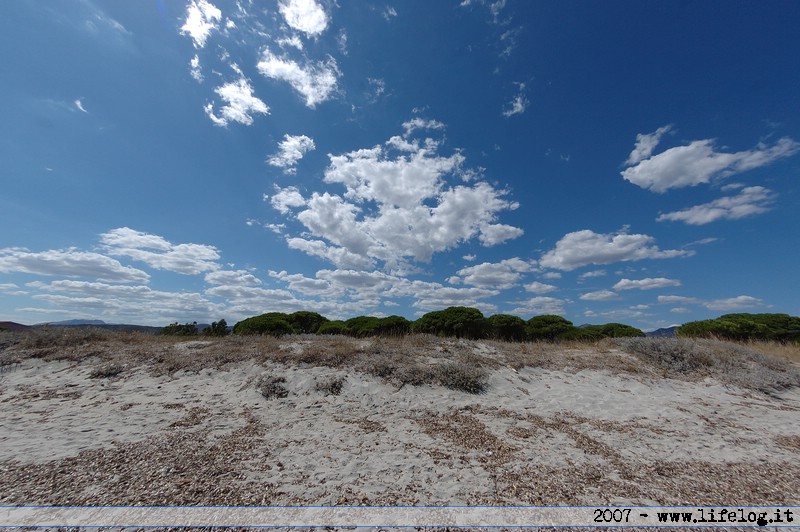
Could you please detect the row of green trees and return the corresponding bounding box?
[676,313,800,342]
[226,307,645,341]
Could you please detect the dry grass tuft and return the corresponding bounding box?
[614,337,800,394]
[89,363,124,379]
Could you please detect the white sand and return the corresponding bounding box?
[1,341,799,507]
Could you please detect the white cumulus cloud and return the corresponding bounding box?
[656,186,777,225]
[0,248,149,283]
[539,228,691,271]
[580,289,618,301]
[204,76,269,126]
[268,134,316,173]
[270,124,523,269]
[257,48,340,108]
[100,227,220,275]
[268,186,308,214]
[453,258,534,289]
[278,0,329,36]
[625,125,672,166]
[524,281,558,294]
[180,0,222,48]
[621,129,799,193]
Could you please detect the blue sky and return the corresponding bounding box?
[1,0,799,329]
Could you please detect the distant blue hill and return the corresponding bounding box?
[41,319,107,326]
[645,326,678,338]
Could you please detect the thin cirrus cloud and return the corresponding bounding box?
[268,134,316,174]
[621,127,800,193]
[539,228,691,272]
[656,185,777,225]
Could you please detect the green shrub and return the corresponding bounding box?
[317,320,346,335]
[412,306,488,339]
[288,311,329,334]
[526,315,575,341]
[487,314,527,341]
[677,313,800,342]
[233,313,297,336]
[344,316,382,337]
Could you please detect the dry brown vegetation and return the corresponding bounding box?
[2,328,799,396]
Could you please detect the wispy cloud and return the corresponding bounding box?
[268,134,316,174]
[658,294,765,311]
[622,127,800,192]
[189,55,203,82]
[539,228,691,271]
[657,186,777,225]
[503,82,528,117]
[74,99,88,113]
[383,6,398,21]
[613,277,681,290]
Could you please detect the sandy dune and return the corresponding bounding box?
[1,335,799,510]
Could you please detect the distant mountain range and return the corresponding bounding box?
[0,320,161,334]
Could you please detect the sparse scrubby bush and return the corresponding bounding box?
[615,337,800,394]
[434,356,488,394]
[677,313,800,342]
[203,319,228,337]
[256,374,289,399]
[161,322,198,336]
[412,307,489,339]
[315,375,345,396]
